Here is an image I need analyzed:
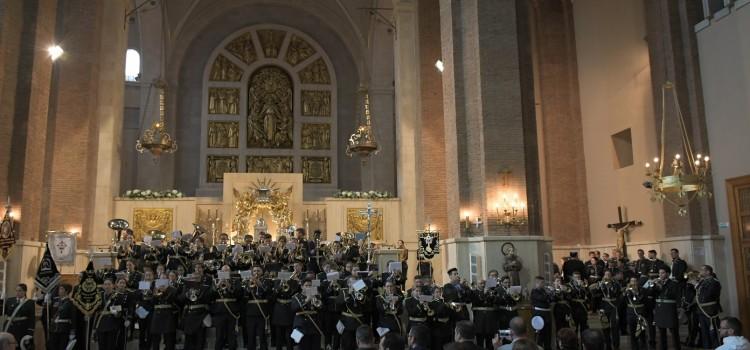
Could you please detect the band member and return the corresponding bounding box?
[569,271,589,336]
[48,283,76,350]
[562,251,586,282]
[404,281,429,334]
[179,269,213,350]
[634,249,649,278]
[291,279,323,350]
[125,259,143,291]
[646,250,666,279]
[696,264,722,348]
[471,280,498,350]
[598,270,621,350]
[669,249,687,285]
[272,276,298,350]
[625,277,648,350]
[397,240,408,290]
[94,277,128,350]
[338,276,369,350]
[376,280,404,335]
[2,284,35,349]
[682,271,701,347]
[211,266,241,350]
[428,287,451,350]
[652,266,680,350]
[530,276,552,350]
[135,270,156,349]
[442,268,472,323]
[150,277,178,350]
[496,276,520,333]
[321,269,343,350]
[551,276,572,331]
[245,265,273,350]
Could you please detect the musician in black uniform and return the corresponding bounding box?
[245,265,273,350]
[48,283,76,350]
[530,276,552,350]
[551,276,572,331]
[646,250,666,279]
[211,266,242,350]
[569,272,589,337]
[115,277,134,349]
[652,266,680,350]
[2,284,35,349]
[442,268,472,324]
[634,249,649,278]
[496,276,519,332]
[682,271,701,347]
[376,280,404,335]
[135,270,155,349]
[404,283,429,335]
[428,287,452,350]
[562,251,586,282]
[586,256,603,311]
[272,277,298,350]
[696,264,722,348]
[669,248,687,285]
[125,259,143,292]
[150,278,178,350]
[338,276,370,350]
[179,270,213,350]
[471,280,498,350]
[321,272,343,350]
[94,277,128,350]
[598,270,621,350]
[291,278,324,350]
[624,277,648,350]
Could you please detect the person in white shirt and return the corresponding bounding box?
[717,317,750,350]
[494,317,542,350]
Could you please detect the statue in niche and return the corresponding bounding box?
[247,66,293,148]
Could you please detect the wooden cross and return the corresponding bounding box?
[607,206,642,258]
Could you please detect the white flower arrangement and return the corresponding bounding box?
[333,190,392,199]
[122,189,184,200]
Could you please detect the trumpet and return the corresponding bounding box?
[354,290,365,302]
[280,280,290,293]
[449,301,463,313]
[311,296,323,308]
[238,252,254,265]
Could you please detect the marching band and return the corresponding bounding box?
[7,224,724,350]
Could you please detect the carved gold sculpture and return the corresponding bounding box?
[208,88,240,115]
[209,55,243,81]
[225,32,258,65]
[208,121,240,148]
[246,156,294,173]
[257,29,286,58]
[207,155,238,183]
[132,208,173,242]
[301,90,331,116]
[302,157,331,183]
[285,35,316,66]
[301,123,331,150]
[247,66,293,148]
[299,58,330,85]
[346,208,383,241]
[232,178,293,235]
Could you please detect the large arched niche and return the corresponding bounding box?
[170,4,362,199]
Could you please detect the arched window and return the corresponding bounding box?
[125,49,140,82]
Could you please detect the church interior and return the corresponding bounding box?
[1,0,749,349]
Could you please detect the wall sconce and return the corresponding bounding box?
[494,193,528,231]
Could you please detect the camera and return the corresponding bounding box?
[498,329,511,339]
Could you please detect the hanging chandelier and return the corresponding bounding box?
[136,80,177,157]
[643,81,711,216]
[346,91,379,159]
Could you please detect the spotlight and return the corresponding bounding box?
[435,59,444,73]
[48,45,63,61]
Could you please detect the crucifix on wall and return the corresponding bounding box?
[607,206,642,258]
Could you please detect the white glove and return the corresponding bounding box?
[124,320,131,328]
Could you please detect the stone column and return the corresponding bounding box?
[440,0,541,237]
[393,0,424,243]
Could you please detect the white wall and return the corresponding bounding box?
[573,0,665,248]
[696,2,750,318]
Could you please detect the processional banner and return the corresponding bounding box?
[48,231,77,263]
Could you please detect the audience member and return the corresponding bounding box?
[557,328,579,350]
[380,332,406,350]
[408,324,430,350]
[0,333,16,350]
[445,320,481,350]
[496,317,542,350]
[717,317,750,350]
[582,329,605,350]
[511,338,539,350]
[356,325,377,350]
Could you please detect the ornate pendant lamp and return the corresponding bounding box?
[136,80,177,157]
[346,89,380,159]
[643,82,711,216]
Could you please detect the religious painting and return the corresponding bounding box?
[246,156,294,173]
[299,58,331,84]
[302,156,331,183]
[225,32,257,65]
[285,35,316,66]
[208,121,240,148]
[247,66,293,148]
[257,29,286,58]
[301,90,331,116]
[346,208,383,241]
[209,54,243,81]
[132,208,173,242]
[208,88,240,115]
[301,123,331,150]
[207,155,238,183]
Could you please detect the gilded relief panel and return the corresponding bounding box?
[299,58,330,84]
[346,208,383,241]
[209,54,243,81]
[247,66,293,148]
[225,32,257,65]
[208,121,239,148]
[285,35,316,66]
[208,88,240,115]
[301,90,331,116]
[302,157,331,183]
[132,208,173,242]
[301,123,330,150]
[246,156,294,173]
[207,155,238,183]
[257,29,286,58]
